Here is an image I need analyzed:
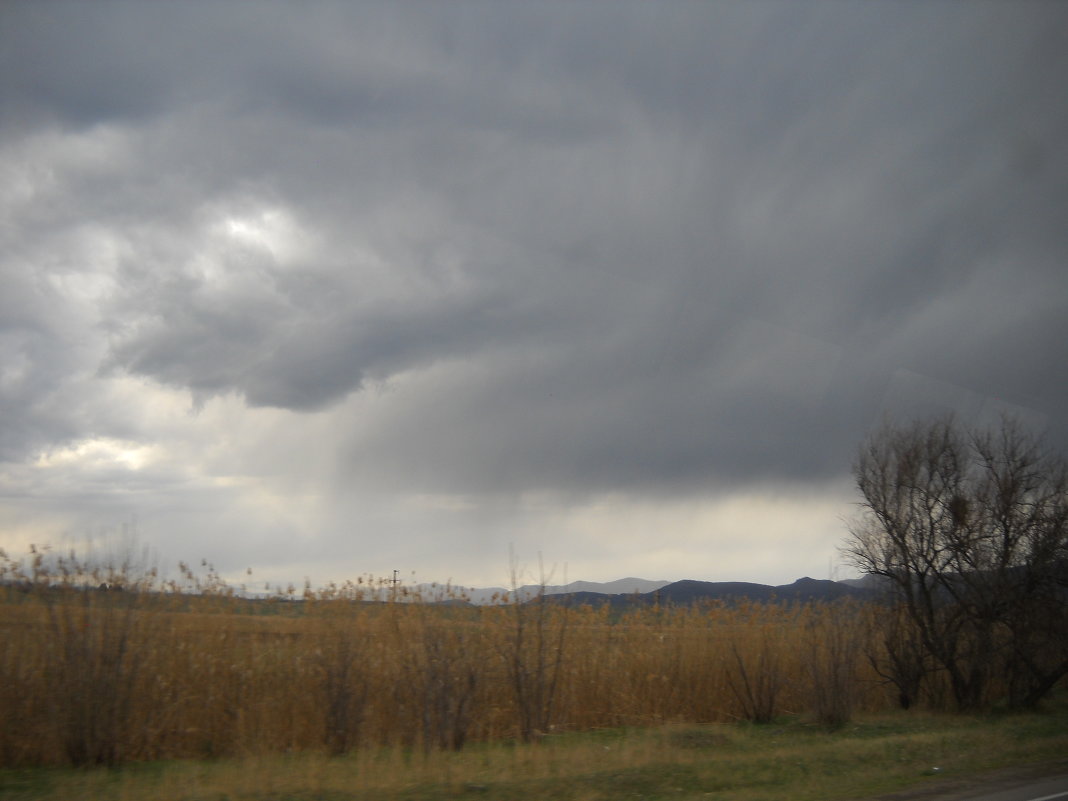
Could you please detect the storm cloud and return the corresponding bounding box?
[2,1,1066,587]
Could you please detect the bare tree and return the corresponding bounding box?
[843,416,1068,711]
[496,553,570,742]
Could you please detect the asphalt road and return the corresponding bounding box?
[868,764,1068,801]
[965,776,1068,801]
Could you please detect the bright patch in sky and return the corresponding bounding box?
[214,205,307,264]
[35,438,159,472]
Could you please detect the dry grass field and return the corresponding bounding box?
[1,546,1065,800]
[0,551,887,766]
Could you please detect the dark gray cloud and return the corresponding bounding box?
[3,1,1067,584]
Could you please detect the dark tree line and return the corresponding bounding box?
[844,416,1068,711]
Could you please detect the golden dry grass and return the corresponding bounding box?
[0,546,1055,772]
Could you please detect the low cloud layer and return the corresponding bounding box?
[2,2,1066,587]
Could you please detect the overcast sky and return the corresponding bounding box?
[2,1,1066,591]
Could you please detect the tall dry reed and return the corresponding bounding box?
[1,546,915,768]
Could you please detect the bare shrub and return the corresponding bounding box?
[805,601,865,728]
[306,586,372,756]
[725,622,783,724]
[865,601,932,710]
[32,546,155,766]
[394,590,486,752]
[494,557,571,742]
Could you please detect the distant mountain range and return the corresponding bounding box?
[425,577,670,605]
[433,575,886,606]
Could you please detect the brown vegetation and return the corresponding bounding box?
[1,537,1064,770]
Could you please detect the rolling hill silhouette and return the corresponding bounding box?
[538,576,878,608]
